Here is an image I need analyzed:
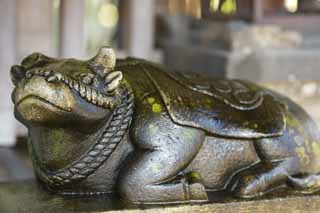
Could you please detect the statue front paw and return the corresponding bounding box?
[188,182,208,201]
[232,175,266,198]
[181,172,208,201]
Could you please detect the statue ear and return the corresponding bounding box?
[105,71,123,93]
[92,47,116,76]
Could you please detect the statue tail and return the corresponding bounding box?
[288,174,320,193]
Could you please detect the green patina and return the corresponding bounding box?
[147,97,155,104]
[312,142,320,156]
[295,146,310,165]
[152,103,162,113]
[286,113,304,134]
[187,172,202,183]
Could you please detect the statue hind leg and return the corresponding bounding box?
[233,156,320,198]
[232,157,301,198]
[232,126,320,198]
[287,174,320,193]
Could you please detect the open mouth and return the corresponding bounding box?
[16,94,71,112]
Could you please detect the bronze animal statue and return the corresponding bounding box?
[11,47,320,204]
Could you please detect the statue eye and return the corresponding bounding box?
[79,73,95,85]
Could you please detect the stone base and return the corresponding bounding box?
[163,20,320,82]
[2,180,320,212]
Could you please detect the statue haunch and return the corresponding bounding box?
[11,47,320,204]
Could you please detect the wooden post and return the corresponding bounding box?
[0,0,17,146]
[252,0,264,23]
[127,0,155,59]
[118,0,130,50]
[59,0,85,58]
[16,0,56,58]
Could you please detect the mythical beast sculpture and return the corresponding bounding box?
[11,47,320,204]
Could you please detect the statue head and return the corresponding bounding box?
[11,47,123,132]
[10,47,134,185]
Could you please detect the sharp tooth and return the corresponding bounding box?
[68,80,73,88]
[73,82,79,91]
[103,98,114,109]
[86,86,92,102]
[102,97,108,107]
[97,93,104,106]
[47,75,58,82]
[56,73,63,81]
[44,70,51,76]
[91,89,97,104]
[79,84,86,97]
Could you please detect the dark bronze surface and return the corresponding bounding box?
[10,47,320,204]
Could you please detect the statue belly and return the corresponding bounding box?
[187,137,260,190]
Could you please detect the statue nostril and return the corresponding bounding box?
[10,65,25,85]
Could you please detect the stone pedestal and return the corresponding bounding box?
[1,180,320,212]
[163,20,320,82]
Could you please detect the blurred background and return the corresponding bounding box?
[0,0,320,182]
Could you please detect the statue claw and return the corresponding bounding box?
[47,73,62,82]
[47,75,58,82]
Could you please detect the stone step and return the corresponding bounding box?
[229,48,320,81]
[1,180,320,212]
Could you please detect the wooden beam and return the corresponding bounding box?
[59,0,85,58]
[252,0,264,23]
[127,0,155,59]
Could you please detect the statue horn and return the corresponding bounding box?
[93,47,116,75]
